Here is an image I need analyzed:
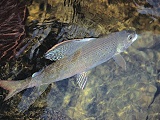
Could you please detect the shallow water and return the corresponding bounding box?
[0,0,160,119]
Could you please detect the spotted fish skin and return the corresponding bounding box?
[0,30,137,101]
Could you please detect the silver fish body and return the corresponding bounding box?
[0,30,138,101]
[35,30,137,85]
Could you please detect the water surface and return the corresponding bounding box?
[0,0,160,119]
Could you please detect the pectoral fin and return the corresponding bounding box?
[76,71,90,89]
[18,84,48,112]
[113,54,126,70]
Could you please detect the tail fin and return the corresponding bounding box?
[0,80,29,101]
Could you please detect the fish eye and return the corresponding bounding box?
[128,34,133,40]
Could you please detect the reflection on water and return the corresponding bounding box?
[134,0,160,18]
[0,0,160,119]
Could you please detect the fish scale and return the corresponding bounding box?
[71,35,118,69]
[0,30,138,104]
[40,31,135,84]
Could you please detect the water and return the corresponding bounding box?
[0,0,160,119]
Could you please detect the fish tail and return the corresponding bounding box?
[0,80,29,101]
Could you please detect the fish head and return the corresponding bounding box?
[117,30,138,53]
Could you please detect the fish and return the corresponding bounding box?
[0,30,138,102]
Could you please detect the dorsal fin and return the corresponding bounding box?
[44,38,95,61]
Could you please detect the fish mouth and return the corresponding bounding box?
[132,34,138,42]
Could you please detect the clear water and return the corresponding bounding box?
[0,0,160,119]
